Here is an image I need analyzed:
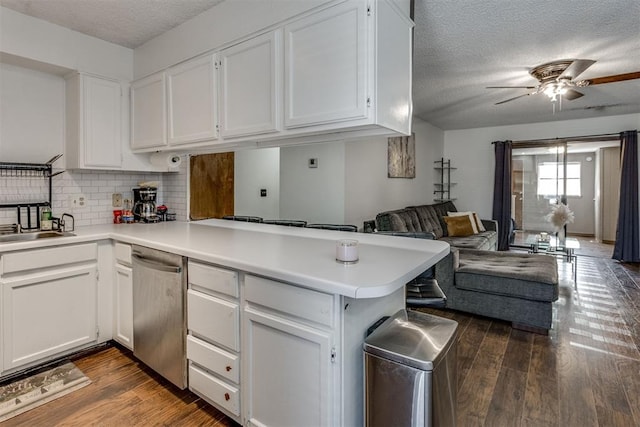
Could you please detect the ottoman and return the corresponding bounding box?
[444,249,559,333]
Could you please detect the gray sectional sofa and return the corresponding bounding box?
[433,249,558,331]
[373,201,498,250]
[369,201,559,333]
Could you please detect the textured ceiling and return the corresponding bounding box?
[2,0,639,130]
[413,0,640,129]
[0,0,223,49]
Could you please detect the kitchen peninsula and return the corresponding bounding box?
[0,220,449,426]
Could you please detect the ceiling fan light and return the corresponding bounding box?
[543,85,556,98]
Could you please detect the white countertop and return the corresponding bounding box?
[0,220,449,299]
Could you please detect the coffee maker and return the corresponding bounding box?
[133,187,158,223]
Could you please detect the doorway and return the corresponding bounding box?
[511,142,568,236]
[510,139,620,257]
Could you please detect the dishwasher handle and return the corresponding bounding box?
[132,252,183,273]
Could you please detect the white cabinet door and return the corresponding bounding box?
[243,306,333,427]
[83,75,122,167]
[2,265,97,370]
[65,73,122,169]
[114,263,133,350]
[284,0,368,128]
[167,54,218,145]
[220,30,281,138]
[131,72,167,150]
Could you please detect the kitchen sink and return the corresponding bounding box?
[0,231,76,243]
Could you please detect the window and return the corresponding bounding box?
[537,162,581,197]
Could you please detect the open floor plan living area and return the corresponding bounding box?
[1,0,639,426]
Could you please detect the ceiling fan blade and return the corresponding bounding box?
[486,86,537,89]
[495,93,535,105]
[559,59,596,80]
[577,71,640,86]
[564,89,584,101]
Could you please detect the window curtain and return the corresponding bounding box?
[492,140,513,251]
[613,130,639,262]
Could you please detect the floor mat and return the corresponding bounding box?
[0,361,91,422]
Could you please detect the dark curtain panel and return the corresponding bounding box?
[492,140,513,251]
[613,130,639,262]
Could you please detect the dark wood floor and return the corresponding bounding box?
[3,346,236,427]
[4,254,639,426]
[422,254,640,427]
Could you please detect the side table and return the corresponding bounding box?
[528,235,579,288]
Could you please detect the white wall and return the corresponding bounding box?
[0,63,65,163]
[344,117,445,228]
[279,142,346,224]
[0,6,133,80]
[234,148,280,219]
[444,113,640,220]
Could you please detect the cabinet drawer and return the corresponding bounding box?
[189,363,240,416]
[244,275,334,327]
[187,335,239,384]
[114,242,132,265]
[187,289,239,351]
[188,261,238,298]
[2,243,98,274]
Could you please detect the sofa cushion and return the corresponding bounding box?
[443,215,475,237]
[455,249,559,302]
[377,208,422,232]
[432,201,456,234]
[411,205,444,238]
[440,231,496,250]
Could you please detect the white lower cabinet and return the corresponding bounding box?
[242,274,337,427]
[113,242,133,350]
[186,260,241,423]
[0,244,98,373]
[189,363,240,416]
[243,307,334,427]
[182,261,399,426]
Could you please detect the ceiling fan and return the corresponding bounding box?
[488,59,640,105]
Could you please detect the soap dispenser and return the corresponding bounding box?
[40,206,53,231]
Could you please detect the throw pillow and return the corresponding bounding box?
[448,211,486,233]
[447,211,478,234]
[443,215,475,237]
[472,213,486,232]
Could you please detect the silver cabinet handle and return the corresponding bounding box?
[132,253,182,273]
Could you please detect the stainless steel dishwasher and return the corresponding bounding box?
[132,245,187,389]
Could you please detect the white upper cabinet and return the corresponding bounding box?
[130,0,413,152]
[219,30,282,139]
[284,1,367,129]
[167,54,218,145]
[131,72,167,150]
[65,73,123,168]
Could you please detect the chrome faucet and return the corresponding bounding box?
[60,213,75,232]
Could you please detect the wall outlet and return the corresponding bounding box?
[112,193,123,207]
[69,194,87,209]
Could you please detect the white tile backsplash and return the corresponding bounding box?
[162,160,188,222]
[1,169,165,227]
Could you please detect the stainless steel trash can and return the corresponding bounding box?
[364,309,458,427]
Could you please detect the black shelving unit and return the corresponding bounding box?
[434,158,456,202]
[0,155,64,230]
